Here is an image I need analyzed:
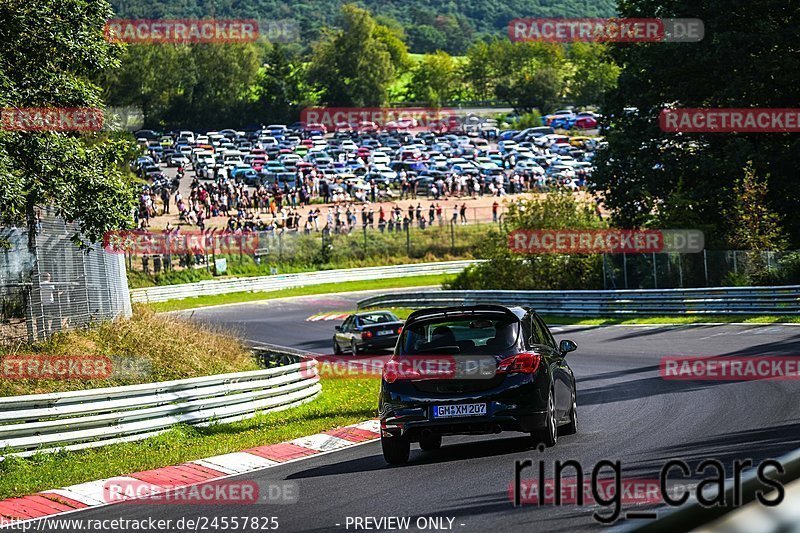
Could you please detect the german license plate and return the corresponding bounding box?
[377,329,393,336]
[432,403,487,418]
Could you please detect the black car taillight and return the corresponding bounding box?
[497,352,542,374]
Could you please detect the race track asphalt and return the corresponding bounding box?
[37,290,800,532]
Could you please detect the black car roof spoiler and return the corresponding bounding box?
[404,304,522,325]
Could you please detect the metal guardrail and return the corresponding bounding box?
[0,361,320,457]
[131,261,481,304]
[357,286,800,315]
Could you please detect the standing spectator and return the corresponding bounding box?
[492,201,499,223]
[451,205,458,225]
[460,203,468,225]
[161,187,170,214]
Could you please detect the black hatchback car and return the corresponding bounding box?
[378,305,577,464]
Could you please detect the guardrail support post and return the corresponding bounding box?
[652,252,658,289]
[450,221,455,253]
[623,254,628,289]
[602,254,607,289]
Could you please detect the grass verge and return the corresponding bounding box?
[0,377,379,500]
[148,274,453,313]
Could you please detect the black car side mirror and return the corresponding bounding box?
[559,339,578,355]
[335,325,343,332]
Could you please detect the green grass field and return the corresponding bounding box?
[148,274,454,312]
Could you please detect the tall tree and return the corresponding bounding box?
[566,43,619,107]
[255,44,313,124]
[0,0,137,242]
[592,0,800,247]
[406,52,461,106]
[308,4,409,106]
[723,162,788,251]
[101,44,191,127]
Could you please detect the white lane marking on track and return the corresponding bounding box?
[44,477,140,507]
[196,452,278,473]
[291,434,353,452]
[698,331,733,340]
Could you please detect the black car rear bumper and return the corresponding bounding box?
[381,409,549,441]
[357,335,399,352]
[379,374,550,440]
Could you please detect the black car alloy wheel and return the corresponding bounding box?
[532,388,557,447]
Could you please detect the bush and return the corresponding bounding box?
[446,191,606,290]
[0,304,260,396]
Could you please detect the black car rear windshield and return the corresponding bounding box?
[399,315,520,356]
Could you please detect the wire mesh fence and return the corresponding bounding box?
[122,220,492,279]
[0,210,132,347]
[602,250,800,289]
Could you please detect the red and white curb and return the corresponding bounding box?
[0,419,380,526]
[307,312,350,322]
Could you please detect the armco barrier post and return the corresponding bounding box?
[652,252,658,289]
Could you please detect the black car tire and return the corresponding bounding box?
[562,393,578,436]
[531,388,558,448]
[333,339,342,355]
[351,340,360,355]
[419,433,442,451]
[381,434,410,464]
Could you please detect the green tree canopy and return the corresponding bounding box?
[406,52,462,106]
[592,0,800,247]
[308,4,409,106]
[0,0,137,242]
